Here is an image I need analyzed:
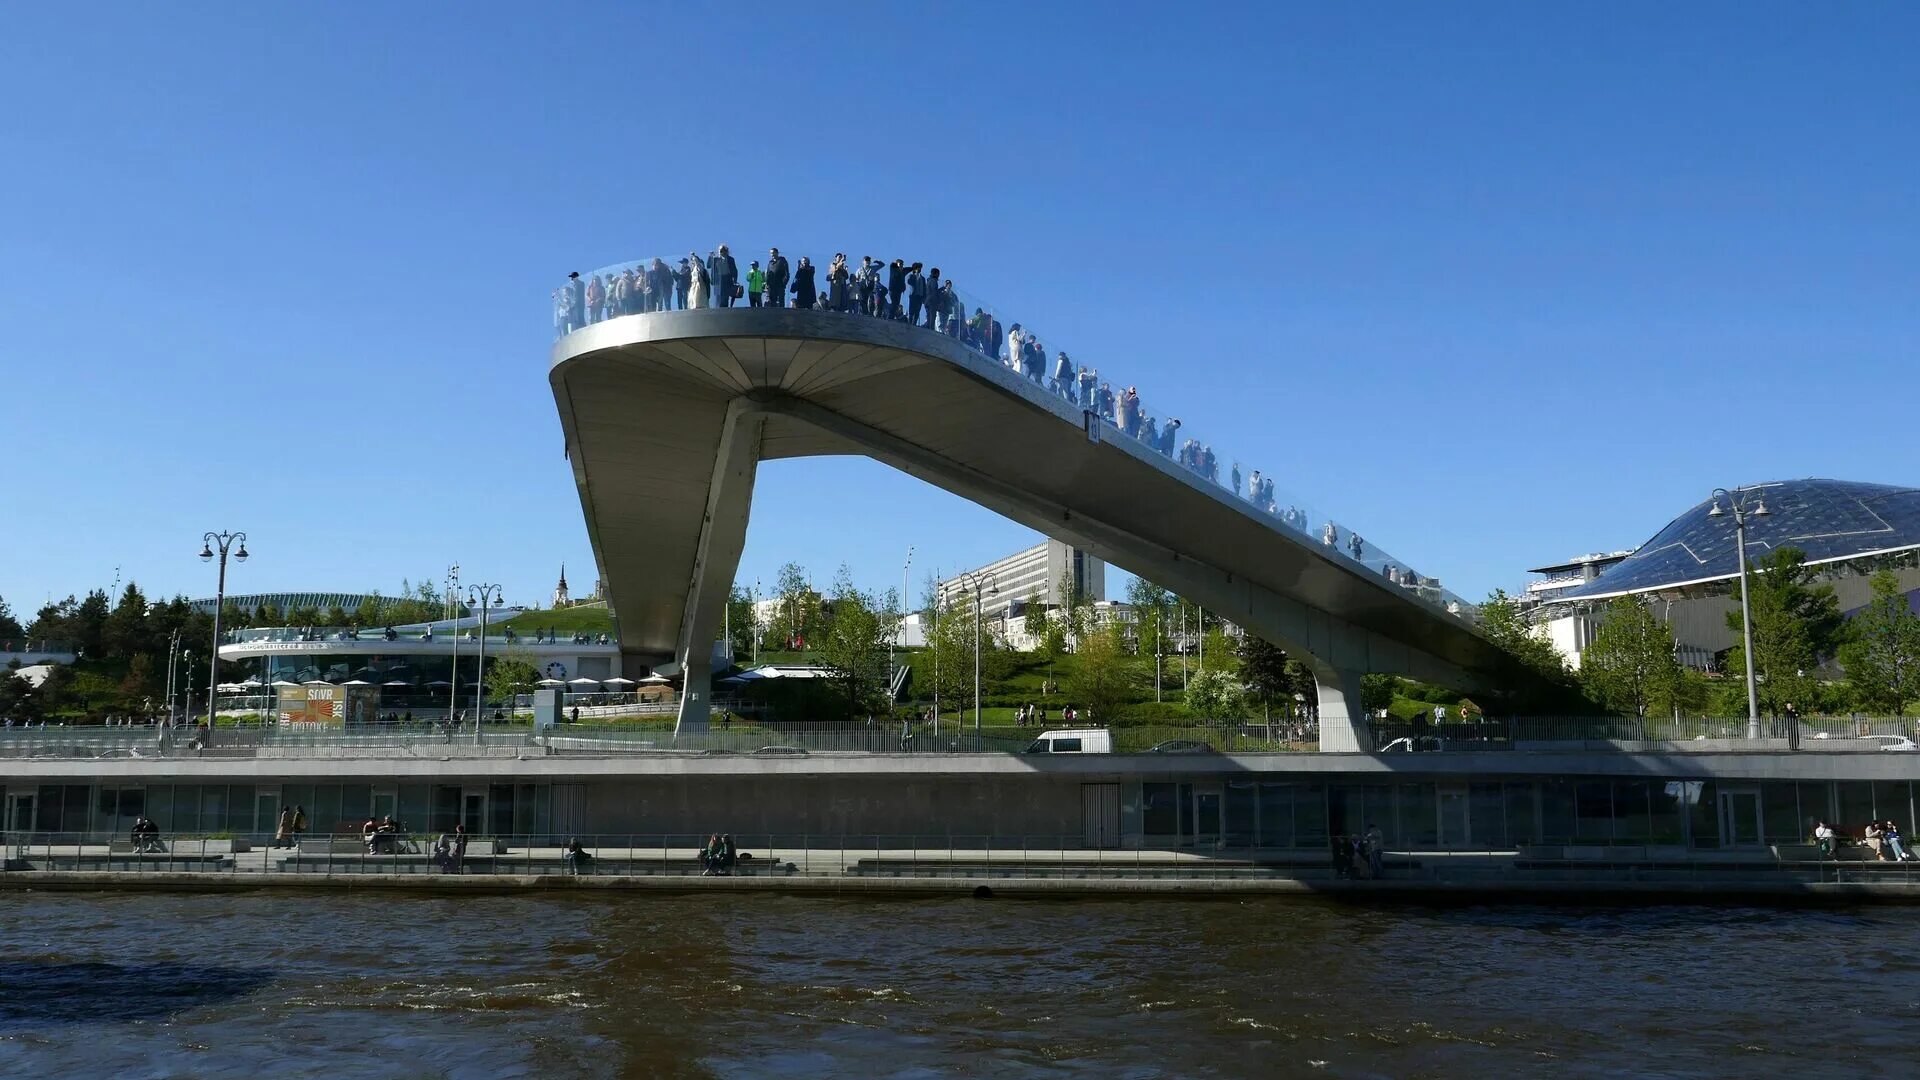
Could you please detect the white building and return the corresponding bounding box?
[936,540,1105,625]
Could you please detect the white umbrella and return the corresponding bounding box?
[537,678,566,687]
[426,679,453,688]
[341,680,374,687]
[567,677,602,687]
[639,674,671,685]
[383,680,411,688]
[603,676,636,686]
[271,680,301,688]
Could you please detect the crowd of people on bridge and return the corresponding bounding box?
[554,245,1456,612]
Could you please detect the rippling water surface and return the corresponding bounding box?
[0,890,1915,1077]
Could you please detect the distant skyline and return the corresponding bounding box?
[2,5,1915,618]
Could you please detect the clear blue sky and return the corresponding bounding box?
[1,4,1914,617]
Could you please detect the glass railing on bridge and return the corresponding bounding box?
[552,251,1478,623]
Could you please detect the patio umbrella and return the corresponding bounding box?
[568,677,602,689]
[426,679,453,688]
[639,674,671,684]
[341,680,374,687]
[603,677,637,687]
[383,680,411,688]
[537,678,565,687]
[271,680,301,688]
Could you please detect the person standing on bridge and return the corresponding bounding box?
[905,263,927,325]
[647,258,671,312]
[791,256,815,308]
[765,248,789,307]
[1349,533,1366,561]
[1052,351,1074,399]
[709,244,738,308]
[747,261,765,307]
[827,253,850,311]
[687,253,711,308]
[923,268,943,329]
[887,259,907,319]
[674,258,692,309]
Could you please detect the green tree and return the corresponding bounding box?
[1360,674,1397,716]
[485,646,541,705]
[102,583,153,661]
[1022,590,1048,641]
[1724,547,1843,716]
[926,595,976,720]
[816,567,895,720]
[1238,635,1298,720]
[353,593,385,628]
[766,562,821,651]
[0,596,24,642]
[1837,570,1920,715]
[1067,623,1137,723]
[1184,667,1245,723]
[721,584,756,657]
[1580,598,1681,717]
[0,671,43,722]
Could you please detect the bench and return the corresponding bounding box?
[295,836,503,856]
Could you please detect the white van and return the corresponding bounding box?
[1023,728,1113,754]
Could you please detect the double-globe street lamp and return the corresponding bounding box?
[198,530,248,733]
[1707,488,1771,743]
[955,570,998,736]
[468,583,504,741]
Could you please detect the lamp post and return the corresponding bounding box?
[1708,488,1772,743]
[446,564,460,725]
[198,530,248,734]
[957,570,997,736]
[468,583,503,742]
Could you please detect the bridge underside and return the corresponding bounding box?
[551,309,1515,749]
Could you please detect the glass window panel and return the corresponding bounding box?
[431,786,461,833]
[1574,782,1613,844]
[1688,782,1719,849]
[1540,781,1575,844]
[399,785,431,832]
[1224,781,1257,847]
[1612,781,1651,843]
[1836,782,1875,827]
[1469,784,1506,849]
[1762,783,1800,844]
[1329,786,1363,839]
[489,785,515,837]
[1650,782,1686,844]
[1258,783,1294,848]
[1141,783,1178,837]
[200,787,227,834]
[1364,786,1397,843]
[313,786,344,835]
[1178,784,1194,840]
[1506,783,1538,846]
[1293,785,1328,845]
[340,785,372,821]
[173,785,202,834]
[1399,783,1437,847]
[1799,783,1833,832]
[1875,782,1913,830]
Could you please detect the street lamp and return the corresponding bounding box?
[198,530,248,733]
[446,563,461,724]
[467,583,503,741]
[956,570,998,736]
[1708,488,1772,742]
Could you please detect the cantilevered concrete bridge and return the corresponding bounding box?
[549,306,1515,750]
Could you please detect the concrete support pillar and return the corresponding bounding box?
[1313,665,1373,752]
[674,401,766,734]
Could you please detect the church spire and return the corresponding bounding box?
[552,564,571,608]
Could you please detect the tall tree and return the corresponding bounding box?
[1838,570,1920,716]
[484,646,542,705]
[1724,547,1842,716]
[1022,590,1048,641]
[103,583,153,660]
[722,584,757,657]
[1580,597,1681,717]
[816,567,895,720]
[1067,623,1138,723]
[1237,635,1298,720]
[1359,674,1397,716]
[766,562,819,650]
[0,595,26,642]
[1185,668,1245,723]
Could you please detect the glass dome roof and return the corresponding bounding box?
[1562,479,1920,600]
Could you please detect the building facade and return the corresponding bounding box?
[936,540,1106,625]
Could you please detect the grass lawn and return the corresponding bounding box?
[493,606,615,636]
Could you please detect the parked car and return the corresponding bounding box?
[1378,735,1445,753]
[751,745,809,756]
[1145,740,1216,755]
[1023,729,1113,754]
[1862,735,1918,752]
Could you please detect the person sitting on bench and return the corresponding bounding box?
[564,837,594,875]
[131,816,164,854]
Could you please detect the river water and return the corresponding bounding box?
[0,890,1913,1078]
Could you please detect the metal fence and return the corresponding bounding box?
[9,831,1920,887]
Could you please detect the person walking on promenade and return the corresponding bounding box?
[905,262,927,325]
[709,244,738,307]
[747,260,766,307]
[292,805,309,843]
[791,256,815,308]
[766,248,789,308]
[275,805,294,849]
[687,252,712,309]
[887,259,907,318]
[452,823,469,872]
